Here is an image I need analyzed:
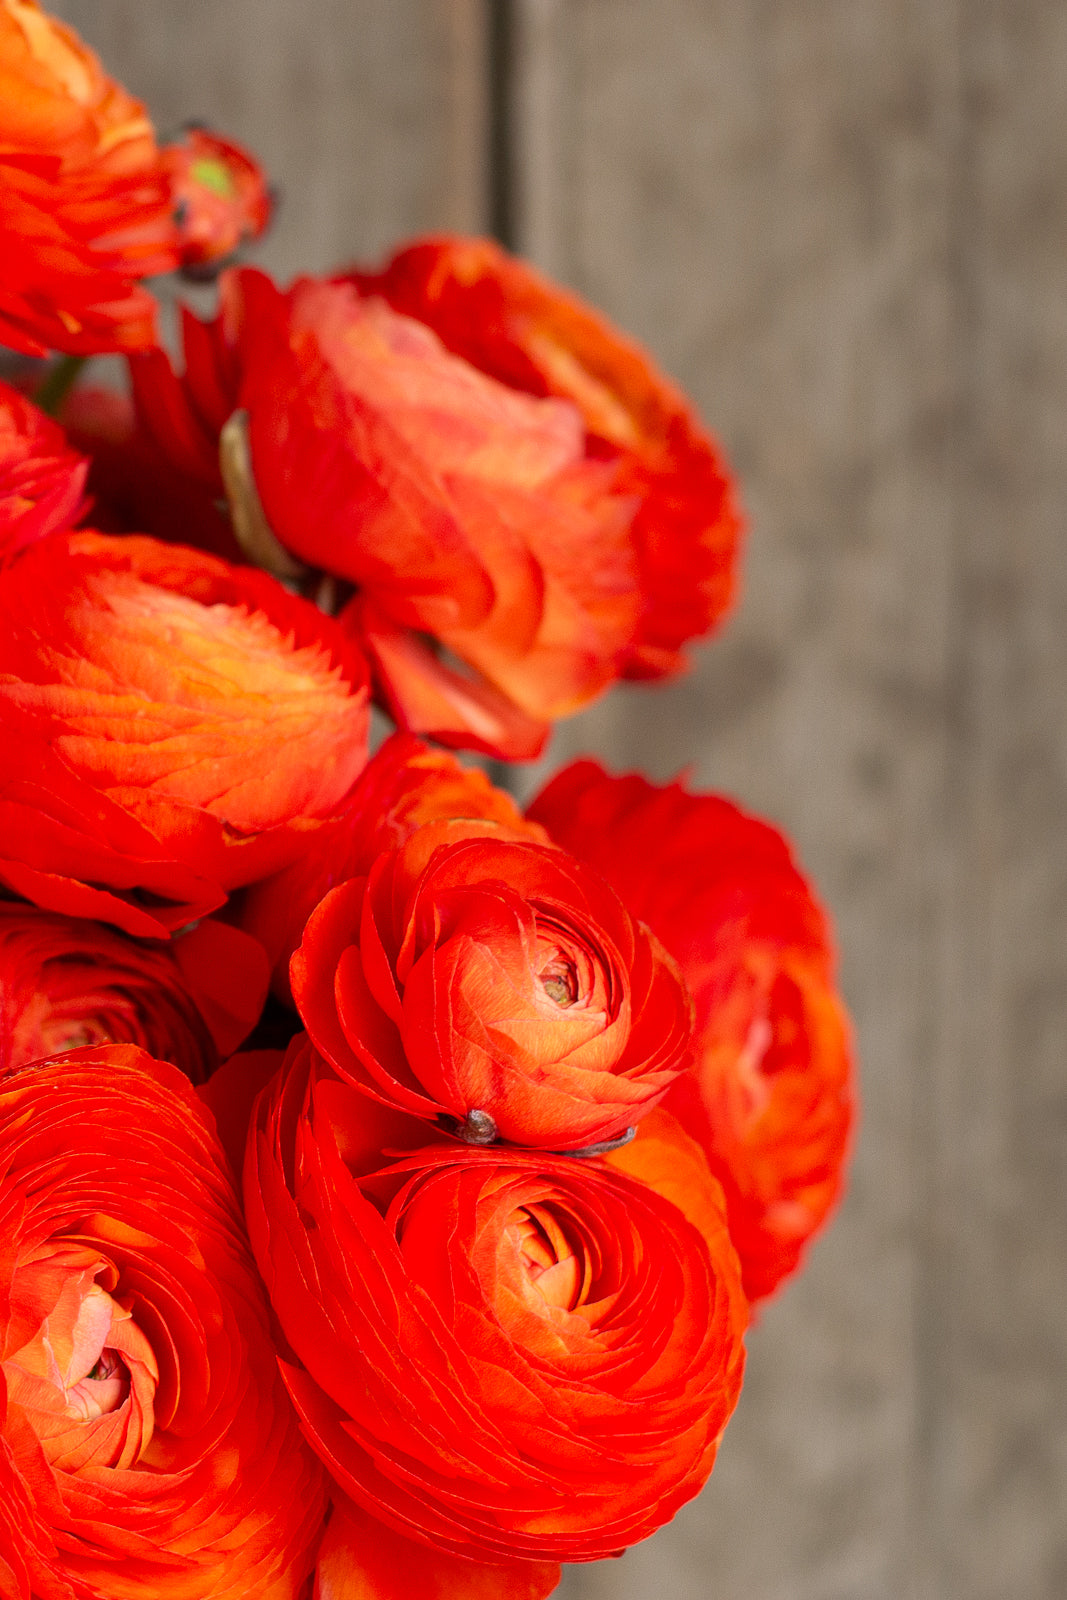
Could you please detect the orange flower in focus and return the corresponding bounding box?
[351,236,745,680]
[0,1046,327,1597]
[0,378,87,562]
[0,0,176,354]
[162,125,273,274]
[529,762,855,1302]
[0,531,370,937]
[0,906,268,1081]
[291,819,691,1149]
[242,731,545,1000]
[245,1040,746,1567]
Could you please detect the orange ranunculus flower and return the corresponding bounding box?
[161,126,274,274]
[0,378,87,562]
[246,1039,746,1567]
[528,762,855,1302]
[290,816,691,1149]
[0,0,176,355]
[0,530,371,938]
[242,731,546,1001]
[349,236,745,682]
[129,247,741,758]
[0,1045,328,1597]
[0,906,268,1081]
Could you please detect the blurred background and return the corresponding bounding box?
[50,2,1067,1596]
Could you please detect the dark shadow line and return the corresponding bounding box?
[487,0,516,249]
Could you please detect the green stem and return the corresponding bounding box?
[35,354,87,418]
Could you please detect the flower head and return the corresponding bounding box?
[529,762,855,1300]
[245,1040,746,1564]
[0,0,175,354]
[0,1045,327,1596]
[292,819,691,1150]
[0,531,370,936]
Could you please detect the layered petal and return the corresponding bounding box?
[529,762,855,1301]
[291,818,691,1150]
[242,731,545,1001]
[315,1498,560,1600]
[130,248,740,756]
[0,1045,328,1597]
[0,379,87,564]
[0,530,370,935]
[0,0,175,354]
[351,235,745,678]
[0,904,268,1080]
[247,1039,746,1564]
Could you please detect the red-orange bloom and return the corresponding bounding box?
[351,236,745,681]
[0,906,268,1081]
[246,1039,746,1565]
[529,762,855,1302]
[0,530,370,937]
[242,731,545,1001]
[0,0,176,354]
[291,818,691,1149]
[0,378,87,562]
[130,245,741,757]
[0,1045,328,1597]
[161,126,273,274]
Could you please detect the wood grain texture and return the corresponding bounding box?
[931,6,1067,1595]
[41,3,1067,1595]
[513,5,959,1597]
[505,2,1067,1597]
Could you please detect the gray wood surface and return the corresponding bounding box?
[47,3,1067,1596]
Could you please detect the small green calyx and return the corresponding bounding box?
[191,158,233,197]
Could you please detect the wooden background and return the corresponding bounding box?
[50,3,1067,1596]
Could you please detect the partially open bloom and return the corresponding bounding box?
[351,236,744,681]
[0,0,175,354]
[0,1045,328,1597]
[246,1039,746,1566]
[291,818,691,1149]
[162,125,273,274]
[529,762,854,1301]
[243,731,544,1000]
[131,244,742,757]
[0,906,268,1080]
[0,530,370,937]
[0,379,87,563]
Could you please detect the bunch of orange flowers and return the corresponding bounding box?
[0,5,855,1597]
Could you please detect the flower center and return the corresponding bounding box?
[536,948,579,1008]
[508,1204,581,1313]
[3,1245,158,1470]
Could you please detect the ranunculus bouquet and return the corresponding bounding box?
[0,4,855,1595]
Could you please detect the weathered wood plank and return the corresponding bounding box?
[507,3,962,1597]
[930,5,1067,1595]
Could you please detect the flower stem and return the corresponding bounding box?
[35,354,87,418]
